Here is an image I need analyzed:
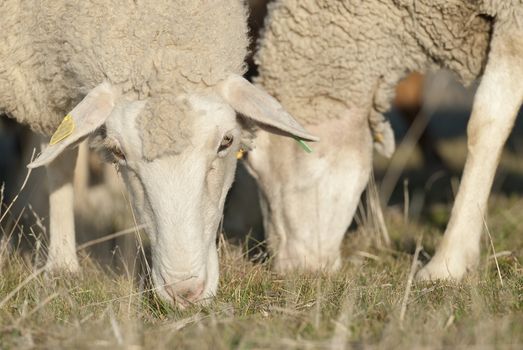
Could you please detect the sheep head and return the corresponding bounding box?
[29,75,317,308]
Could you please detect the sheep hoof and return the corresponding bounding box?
[416,254,471,282]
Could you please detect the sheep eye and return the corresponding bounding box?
[111,147,126,162]
[100,137,126,165]
[113,148,125,160]
[218,134,234,153]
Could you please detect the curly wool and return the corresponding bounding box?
[0,0,249,158]
[254,0,512,127]
[139,95,196,160]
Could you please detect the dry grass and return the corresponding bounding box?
[1,192,522,349]
[1,130,523,349]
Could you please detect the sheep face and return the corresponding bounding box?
[29,77,318,307]
[102,93,241,306]
[243,114,373,272]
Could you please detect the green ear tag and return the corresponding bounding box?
[294,137,313,153]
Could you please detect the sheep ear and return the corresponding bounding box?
[28,82,117,168]
[218,74,319,142]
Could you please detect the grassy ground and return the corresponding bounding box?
[1,136,523,349]
[1,191,522,349]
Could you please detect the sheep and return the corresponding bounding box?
[249,0,523,279]
[0,0,317,306]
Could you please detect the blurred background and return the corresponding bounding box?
[1,0,522,272]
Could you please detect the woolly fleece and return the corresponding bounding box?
[0,0,249,159]
[255,0,522,128]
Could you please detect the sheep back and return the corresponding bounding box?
[0,0,249,135]
[255,0,492,126]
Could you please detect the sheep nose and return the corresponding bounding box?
[163,279,205,307]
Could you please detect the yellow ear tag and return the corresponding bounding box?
[373,132,384,144]
[50,114,75,145]
[236,148,245,159]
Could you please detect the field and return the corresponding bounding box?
[1,74,523,348]
[2,3,523,348]
[1,137,523,349]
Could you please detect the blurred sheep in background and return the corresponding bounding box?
[252,0,522,279]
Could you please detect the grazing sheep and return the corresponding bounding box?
[251,0,523,279]
[0,0,317,306]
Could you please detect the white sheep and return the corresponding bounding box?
[250,0,523,279]
[0,0,317,306]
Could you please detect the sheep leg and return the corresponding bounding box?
[417,28,523,281]
[45,146,80,272]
